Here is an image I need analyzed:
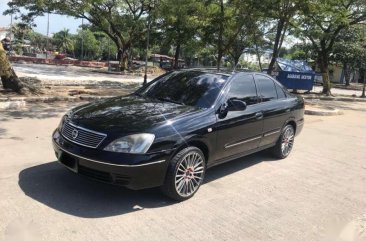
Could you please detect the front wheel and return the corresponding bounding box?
[271,124,295,159]
[161,147,206,201]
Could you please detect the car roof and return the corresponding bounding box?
[179,68,259,77]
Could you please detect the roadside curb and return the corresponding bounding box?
[305,106,343,116]
[0,95,114,110]
[302,96,366,102]
[305,109,343,116]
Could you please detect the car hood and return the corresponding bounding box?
[68,95,201,134]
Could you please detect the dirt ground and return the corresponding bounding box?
[0,81,139,99]
[0,63,157,98]
[0,100,366,241]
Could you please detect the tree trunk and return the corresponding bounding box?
[217,0,224,71]
[233,55,240,69]
[267,18,285,75]
[173,28,182,70]
[319,53,331,95]
[173,43,181,69]
[119,47,129,71]
[255,43,263,71]
[362,69,366,98]
[343,62,351,86]
[0,42,24,93]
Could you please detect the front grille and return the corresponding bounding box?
[61,121,107,148]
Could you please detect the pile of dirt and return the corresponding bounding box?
[129,66,166,75]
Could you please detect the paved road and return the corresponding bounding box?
[1,101,366,241]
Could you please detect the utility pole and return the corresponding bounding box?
[361,34,366,98]
[362,70,366,98]
[46,12,50,59]
[143,12,151,85]
[10,10,13,53]
[108,25,111,72]
[81,18,84,60]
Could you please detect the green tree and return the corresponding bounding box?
[156,0,203,68]
[332,25,366,86]
[74,29,100,60]
[53,28,74,55]
[253,0,301,74]
[295,0,366,95]
[202,0,253,70]
[11,22,32,44]
[28,31,50,51]
[5,0,154,71]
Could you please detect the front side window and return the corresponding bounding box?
[227,74,258,105]
[255,75,278,102]
[137,71,228,108]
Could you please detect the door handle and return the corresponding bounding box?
[255,112,263,120]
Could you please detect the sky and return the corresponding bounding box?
[0,0,81,35]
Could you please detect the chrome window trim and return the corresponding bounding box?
[263,129,281,137]
[225,136,262,149]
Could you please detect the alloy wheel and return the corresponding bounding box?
[281,126,294,156]
[174,152,205,197]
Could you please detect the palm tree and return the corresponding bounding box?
[53,28,74,55]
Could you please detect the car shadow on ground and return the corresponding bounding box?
[18,151,272,218]
[0,128,6,137]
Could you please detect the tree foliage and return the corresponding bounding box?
[294,0,366,94]
[6,0,153,70]
[2,0,366,94]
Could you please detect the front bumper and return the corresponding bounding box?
[52,129,171,190]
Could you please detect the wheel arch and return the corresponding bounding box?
[284,118,297,134]
[171,139,210,164]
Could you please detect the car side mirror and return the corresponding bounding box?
[227,98,247,111]
[217,98,247,119]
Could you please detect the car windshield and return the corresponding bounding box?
[137,71,228,108]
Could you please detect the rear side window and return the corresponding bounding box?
[255,75,277,102]
[228,74,258,105]
[275,83,287,99]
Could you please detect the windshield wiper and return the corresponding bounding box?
[156,97,185,105]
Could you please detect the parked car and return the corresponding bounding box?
[52,70,304,201]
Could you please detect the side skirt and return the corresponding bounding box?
[207,143,275,169]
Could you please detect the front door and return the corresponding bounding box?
[214,73,264,161]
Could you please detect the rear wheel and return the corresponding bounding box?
[161,147,206,201]
[271,124,295,159]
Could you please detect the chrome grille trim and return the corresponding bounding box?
[61,121,107,149]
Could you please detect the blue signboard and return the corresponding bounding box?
[275,71,315,91]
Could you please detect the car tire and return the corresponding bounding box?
[161,147,206,201]
[271,124,295,159]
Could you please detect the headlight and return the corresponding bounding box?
[58,116,65,130]
[104,134,155,154]
[58,110,72,130]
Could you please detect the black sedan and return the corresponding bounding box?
[52,70,304,201]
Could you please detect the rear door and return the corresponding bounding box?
[214,73,264,161]
[254,74,292,147]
